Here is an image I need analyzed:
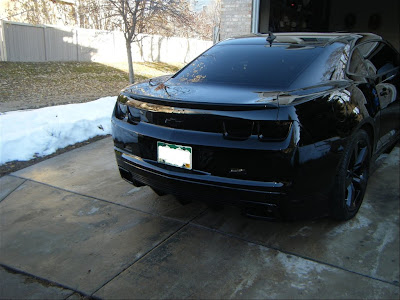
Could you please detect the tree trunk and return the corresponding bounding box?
[126,41,135,83]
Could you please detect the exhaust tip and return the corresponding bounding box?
[118,167,145,187]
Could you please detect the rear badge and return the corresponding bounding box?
[157,142,192,170]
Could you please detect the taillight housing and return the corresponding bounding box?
[223,119,254,140]
[257,121,292,141]
[115,102,128,120]
[222,119,292,141]
[115,95,128,120]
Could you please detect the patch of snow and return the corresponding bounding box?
[77,206,100,216]
[230,276,256,298]
[382,146,399,166]
[276,252,328,277]
[290,282,307,289]
[88,207,100,215]
[127,187,142,195]
[362,202,372,210]
[371,221,397,276]
[0,96,117,164]
[289,226,313,238]
[327,215,372,237]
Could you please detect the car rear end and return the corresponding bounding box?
[111,35,352,219]
[112,93,297,219]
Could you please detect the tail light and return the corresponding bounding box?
[115,102,128,120]
[127,107,141,124]
[223,119,292,141]
[115,101,140,124]
[223,119,254,140]
[257,121,292,141]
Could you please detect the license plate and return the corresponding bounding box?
[157,142,192,170]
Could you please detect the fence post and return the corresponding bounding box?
[76,28,79,61]
[43,25,48,61]
[0,20,8,61]
[112,31,116,61]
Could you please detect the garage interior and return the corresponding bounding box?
[255,0,400,51]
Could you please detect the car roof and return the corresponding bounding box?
[219,32,382,47]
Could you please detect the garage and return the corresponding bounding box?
[220,0,399,51]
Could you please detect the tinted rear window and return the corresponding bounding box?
[174,43,344,90]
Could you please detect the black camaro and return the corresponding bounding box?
[111,33,399,220]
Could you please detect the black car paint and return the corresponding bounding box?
[111,33,400,220]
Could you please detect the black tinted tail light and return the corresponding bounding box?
[115,102,128,120]
[127,107,141,124]
[223,119,254,140]
[257,121,292,141]
[115,102,141,124]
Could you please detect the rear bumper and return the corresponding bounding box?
[112,114,346,219]
[114,146,338,220]
[116,148,287,199]
[115,147,287,218]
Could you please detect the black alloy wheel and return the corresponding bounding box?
[332,130,371,220]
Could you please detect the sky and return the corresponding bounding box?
[191,0,212,12]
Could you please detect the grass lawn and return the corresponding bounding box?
[106,61,183,79]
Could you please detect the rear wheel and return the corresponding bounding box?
[332,130,371,220]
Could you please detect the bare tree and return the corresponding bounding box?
[5,0,211,83]
[107,0,191,83]
[4,0,73,25]
[191,0,220,41]
[4,0,114,29]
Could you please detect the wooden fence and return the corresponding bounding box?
[0,20,212,64]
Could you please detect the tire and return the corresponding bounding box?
[331,130,371,220]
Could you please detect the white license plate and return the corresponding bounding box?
[157,142,192,170]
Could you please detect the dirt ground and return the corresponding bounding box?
[0,61,181,176]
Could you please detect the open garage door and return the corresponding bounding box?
[254,0,400,51]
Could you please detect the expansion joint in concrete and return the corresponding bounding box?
[0,178,27,203]
[0,264,90,299]
[90,222,189,297]
[9,174,187,225]
[91,204,208,296]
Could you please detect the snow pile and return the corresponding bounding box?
[0,96,117,164]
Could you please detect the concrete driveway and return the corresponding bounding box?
[1,137,399,299]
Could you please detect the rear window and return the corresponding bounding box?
[174,43,345,90]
